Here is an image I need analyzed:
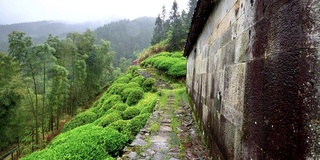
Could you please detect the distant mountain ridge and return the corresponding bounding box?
[0,20,107,39]
[95,17,155,65]
[0,17,156,63]
[0,20,114,52]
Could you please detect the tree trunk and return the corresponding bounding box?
[42,60,46,140]
[31,71,39,145]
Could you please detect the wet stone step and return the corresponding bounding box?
[119,78,211,159]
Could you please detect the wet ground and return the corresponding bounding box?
[119,70,211,160]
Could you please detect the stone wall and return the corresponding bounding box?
[185,0,320,159]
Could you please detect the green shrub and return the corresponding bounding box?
[140,98,157,114]
[121,87,143,101]
[122,73,133,80]
[140,60,150,67]
[22,149,54,160]
[105,108,117,115]
[126,113,151,140]
[171,51,183,58]
[142,78,156,92]
[126,82,140,88]
[62,111,97,132]
[25,124,126,159]
[152,56,166,68]
[158,52,171,57]
[113,76,130,84]
[96,112,122,127]
[108,120,129,133]
[112,103,129,111]
[167,61,187,78]
[130,75,145,85]
[155,58,179,72]
[126,89,144,106]
[128,66,139,77]
[98,95,122,117]
[151,56,181,72]
[106,83,127,95]
[122,107,140,120]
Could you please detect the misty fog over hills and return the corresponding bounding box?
[0,17,155,53]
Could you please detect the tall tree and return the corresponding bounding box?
[151,15,164,45]
[8,31,42,148]
[0,52,24,150]
[33,43,56,139]
[187,0,198,27]
[167,0,184,51]
[48,65,69,131]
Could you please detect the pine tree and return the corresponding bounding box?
[151,15,163,45]
[187,0,198,28]
[168,0,184,51]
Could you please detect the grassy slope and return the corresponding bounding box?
[22,67,158,160]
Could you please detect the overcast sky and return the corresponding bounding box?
[0,0,189,25]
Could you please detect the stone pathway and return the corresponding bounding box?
[120,90,211,160]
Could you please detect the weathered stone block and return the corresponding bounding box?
[223,63,246,112]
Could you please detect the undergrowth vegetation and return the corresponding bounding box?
[22,67,157,160]
[140,51,186,79]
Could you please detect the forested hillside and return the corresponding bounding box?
[95,17,155,66]
[0,29,118,156]
[0,18,155,69]
[0,21,105,52]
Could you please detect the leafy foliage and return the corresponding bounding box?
[140,97,157,114]
[112,103,129,111]
[122,107,141,120]
[121,87,143,101]
[22,124,127,159]
[142,78,156,92]
[105,83,127,95]
[113,76,130,84]
[126,113,151,140]
[95,112,123,127]
[167,61,187,78]
[126,89,144,106]
[130,75,145,86]
[140,51,186,79]
[108,120,129,133]
[97,95,122,117]
[0,53,25,150]
[62,111,97,132]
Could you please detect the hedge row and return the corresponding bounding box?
[140,51,186,78]
[22,67,157,160]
